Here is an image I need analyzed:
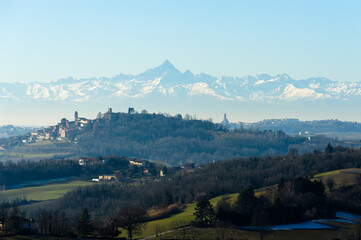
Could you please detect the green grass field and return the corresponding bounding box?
[24,140,64,146]
[0,180,95,201]
[313,168,361,191]
[0,151,73,159]
[314,169,341,177]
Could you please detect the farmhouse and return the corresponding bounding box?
[99,175,116,181]
[129,159,145,167]
[78,157,99,166]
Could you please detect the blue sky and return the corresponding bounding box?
[0,0,360,83]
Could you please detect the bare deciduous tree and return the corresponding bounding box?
[116,205,148,240]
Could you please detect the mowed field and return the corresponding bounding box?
[313,168,361,190]
[0,180,95,201]
[254,167,361,198]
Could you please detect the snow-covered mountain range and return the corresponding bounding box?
[1,60,361,103]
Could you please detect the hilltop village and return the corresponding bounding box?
[22,107,136,143]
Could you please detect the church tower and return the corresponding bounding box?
[221,113,230,127]
[74,111,79,121]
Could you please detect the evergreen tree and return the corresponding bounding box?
[234,186,257,225]
[193,199,216,227]
[325,142,334,154]
[77,207,92,236]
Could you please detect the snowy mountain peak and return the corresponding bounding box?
[160,59,175,69]
[154,60,179,73]
[138,60,180,80]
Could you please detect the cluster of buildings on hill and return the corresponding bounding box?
[21,107,136,143]
[22,110,91,143]
[83,156,153,182]
[75,155,185,182]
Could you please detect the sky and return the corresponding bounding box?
[0,0,361,126]
[0,0,360,84]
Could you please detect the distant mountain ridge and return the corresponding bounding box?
[1,60,361,103]
[0,125,38,138]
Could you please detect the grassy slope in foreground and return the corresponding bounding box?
[0,180,95,201]
[120,194,238,239]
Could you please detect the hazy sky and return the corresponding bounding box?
[0,0,360,83]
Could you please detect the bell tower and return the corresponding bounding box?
[74,111,79,121]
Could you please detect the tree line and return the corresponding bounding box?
[0,202,147,240]
[0,156,160,188]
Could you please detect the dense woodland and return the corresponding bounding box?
[76,113,339,165]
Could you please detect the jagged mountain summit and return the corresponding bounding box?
[1,60,361,103]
